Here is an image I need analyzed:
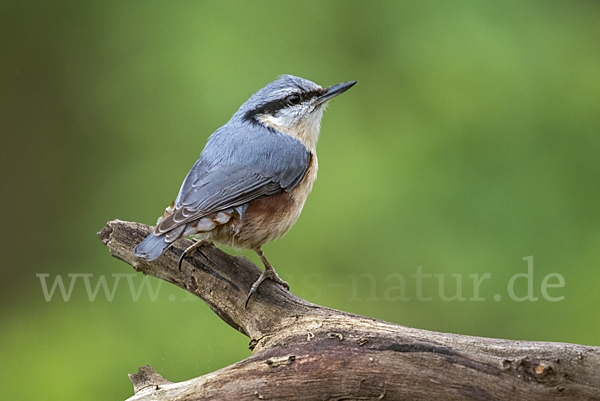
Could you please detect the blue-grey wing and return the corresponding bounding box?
[155,122,310,235]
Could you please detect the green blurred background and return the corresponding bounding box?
[2,0,599,399]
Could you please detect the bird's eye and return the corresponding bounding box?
[286,94,302,105]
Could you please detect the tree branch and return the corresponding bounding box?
[98,220,600,401]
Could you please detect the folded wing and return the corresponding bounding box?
[154,122,311,237]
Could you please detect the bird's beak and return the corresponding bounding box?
[317,80,357,105]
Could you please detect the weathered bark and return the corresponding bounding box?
[98,220,600,401]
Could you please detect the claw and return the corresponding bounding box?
[178,251,187,271]
[244,288,255,308]
[178,240,204,271]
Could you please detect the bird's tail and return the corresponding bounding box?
[132,233,170,261]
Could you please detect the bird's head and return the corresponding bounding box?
[236,75,356,149]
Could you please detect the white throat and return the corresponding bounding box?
[261,105,326,151]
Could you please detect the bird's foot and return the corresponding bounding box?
[178,240,205,271]
[245,266,289,307]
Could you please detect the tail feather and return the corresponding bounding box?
[132,233,170,261]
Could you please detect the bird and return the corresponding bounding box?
[132,74,356,306]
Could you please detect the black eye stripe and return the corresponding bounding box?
[243,89,327,124]
[245,99,288,121]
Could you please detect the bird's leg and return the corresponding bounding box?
[245,248,289,307]
[178,240,205,271]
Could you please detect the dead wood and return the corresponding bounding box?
[98,219,600,401]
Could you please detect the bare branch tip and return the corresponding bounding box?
[128,365,172,395]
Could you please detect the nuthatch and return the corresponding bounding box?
[133,75,356,305]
